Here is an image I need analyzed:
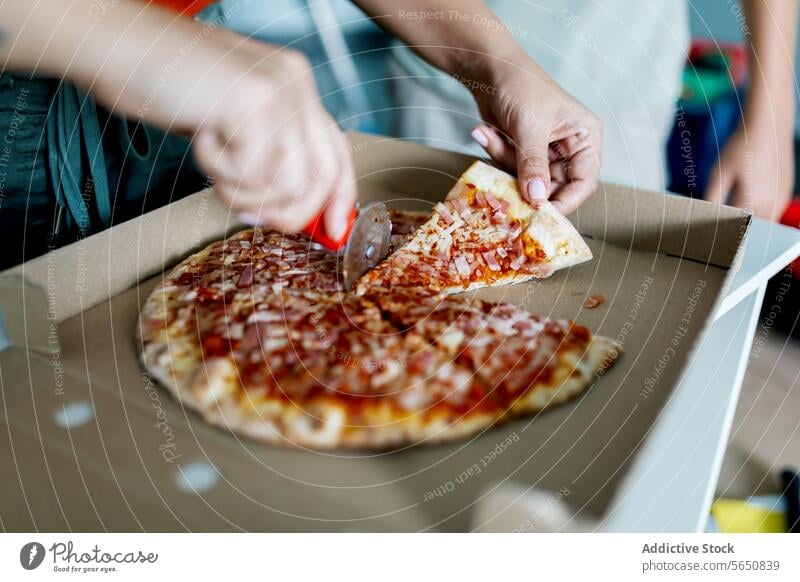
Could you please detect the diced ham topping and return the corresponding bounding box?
[462,209,482,227]
[510,254,526,270]
[492,210,507,223]
[513,237,524,257]
[469,256,481,274]
[237,266,254,288]
[451,198,468,213]
[482,250,501,272]
[435,202,455,225]
[485,192,503,211]
[454,255,471,278]
[436,236,452,258]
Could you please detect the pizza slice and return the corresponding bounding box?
[356,161,592,296]
[374,289,620,415]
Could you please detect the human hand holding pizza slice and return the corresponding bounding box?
[467,60,603,216]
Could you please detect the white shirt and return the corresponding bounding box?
[389,1,691,189]
[392,0,689,116]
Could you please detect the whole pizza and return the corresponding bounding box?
[138,162,620,449]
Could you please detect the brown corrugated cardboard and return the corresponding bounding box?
[0,134,750,532]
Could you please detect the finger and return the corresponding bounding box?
[548,157,568,193]
[270,147,341,232]
[214,181,283,222]
[548,139,599,214]
[470,125,516,170]
[554,131,594,159]
[704,162,734,205]
[193,129,229,181]
[547,140,569,192]
[216,145,306,219]
[548,181,589,215]
[194,126,272,188]
[232,189,304,230]
[512,126,551,204]
[323,147,358,243]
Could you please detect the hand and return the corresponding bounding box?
[466,60,603,215]
[191,38,356,238]
[82,12,355,238]
[705,122,794,221]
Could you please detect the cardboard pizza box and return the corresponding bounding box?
[0,134,750,532]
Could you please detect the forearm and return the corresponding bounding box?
[3,0,156,82]
[0,0,294,131]
[352,0,528,81]
[743,0,798,136]
[1,1,220,111]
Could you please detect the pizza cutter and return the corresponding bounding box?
[301,202,392,290]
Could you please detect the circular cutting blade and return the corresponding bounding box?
[343,202,392,290]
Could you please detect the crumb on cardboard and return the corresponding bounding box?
[583,294,605,309]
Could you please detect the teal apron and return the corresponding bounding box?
[0,4,227,269]
[0,72,205,270]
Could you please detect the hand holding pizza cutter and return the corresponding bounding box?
[301,202,392,290]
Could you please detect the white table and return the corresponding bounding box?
[602,217,800,532]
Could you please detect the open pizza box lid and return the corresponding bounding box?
[0,134,750,532]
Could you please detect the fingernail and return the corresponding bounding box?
[471,128,489,148]
[527,178,547,200]
[237,212,261,225]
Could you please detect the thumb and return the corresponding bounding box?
[515,132,551,203]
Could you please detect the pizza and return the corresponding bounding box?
[355,161,592,296]
[138,164,619,449]
[372,289,618,409]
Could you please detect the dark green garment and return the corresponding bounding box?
[0,72,206,270]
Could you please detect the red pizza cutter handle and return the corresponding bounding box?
[301,206,358,251]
